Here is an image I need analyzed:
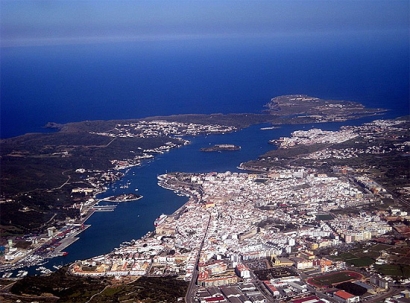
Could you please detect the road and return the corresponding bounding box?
[185,211,211,303]
[250,271,275,303]
[365,287,401,303]
[85,285,109,303]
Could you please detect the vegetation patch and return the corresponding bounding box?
[5,268,188,303]
[307,271,364,288]
[346,256,375,267]
[254,267,297,280]
[374,264,410,278]
[331,244,386,268]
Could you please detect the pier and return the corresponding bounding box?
[92,205,117,212]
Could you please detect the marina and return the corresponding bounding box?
[17,270,28,278]
[2,272,12,278]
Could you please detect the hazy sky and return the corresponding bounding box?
[1,0,408,47]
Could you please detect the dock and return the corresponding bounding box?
[92,205,117,212]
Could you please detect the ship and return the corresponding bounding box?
[92,205,117,211]
[105,193,142,202]
[154,214,167,226]
[200,144,241,152]
[260,126,280,130]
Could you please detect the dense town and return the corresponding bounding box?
[68,167,409,302]
[69,118,409,302]
[93,119,237,169]
[0,120,238,275]
[272,119,408,159]
[91,119,237,139]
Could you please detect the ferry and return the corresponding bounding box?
[154,214,167,226]
[105,193,142,202]
[260,126,280,130]
[92,205,117,211]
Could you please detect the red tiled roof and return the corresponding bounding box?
[198,270,209,281]
[205,296,225,302]
[335,290,355,299]
[292,295,319,303]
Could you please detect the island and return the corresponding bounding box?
[200,144,241,152]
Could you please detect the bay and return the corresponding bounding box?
[27,113,393,275]
[2,33,409,275]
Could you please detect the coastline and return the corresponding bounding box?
[0,96,406,278]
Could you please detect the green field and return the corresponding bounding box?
[374,264,410,278]
[339,252,356,260]
[347,256,375,267]
[371,244,392,252]
[329,242,410,278]
[330,244,393,268]
[308,271,363,287]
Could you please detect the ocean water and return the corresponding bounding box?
[1,32,409,274]
[1,33,408,138]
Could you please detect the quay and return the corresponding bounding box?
[53,225,91,255]
[92,205,117,212]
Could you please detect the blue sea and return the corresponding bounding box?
[1,32,409,274]
[1,32,409,138]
